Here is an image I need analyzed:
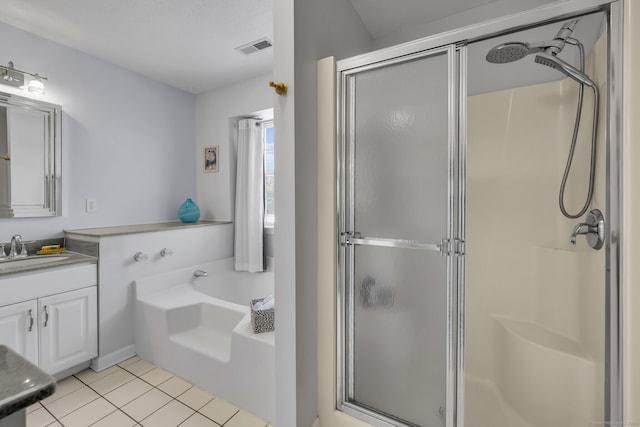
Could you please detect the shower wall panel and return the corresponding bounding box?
[464,33,607,427]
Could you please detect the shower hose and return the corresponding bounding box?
[559,38,599,219]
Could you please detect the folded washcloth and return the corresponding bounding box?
[252,295,274,311]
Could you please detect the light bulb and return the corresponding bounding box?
[28,75,45,95]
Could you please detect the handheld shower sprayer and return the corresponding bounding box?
[534,52,596,88]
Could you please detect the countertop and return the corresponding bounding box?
[0,345,55,419]
[64,220,232,237]
[0,251,97,277]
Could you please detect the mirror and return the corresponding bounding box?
[0,91,61,217]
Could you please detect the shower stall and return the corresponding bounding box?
[334,2,622,427]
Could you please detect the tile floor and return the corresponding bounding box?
[26,356,272,427]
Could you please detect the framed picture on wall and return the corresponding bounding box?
[204,146,218,173]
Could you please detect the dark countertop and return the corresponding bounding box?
[0,251,97,277]
[0,345,55,419]
[64,220,232,237]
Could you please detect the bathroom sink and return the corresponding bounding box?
[0,255,70,272]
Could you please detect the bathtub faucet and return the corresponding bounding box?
[193,269,208,278]
[570,223,593,245]
[569,209,605,250]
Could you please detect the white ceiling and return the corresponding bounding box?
[348,0,498,40]
[0,0,604,95]
[0,0,273,94]
[0,0,518,94]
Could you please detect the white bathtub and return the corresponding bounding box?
[134,258,274,423]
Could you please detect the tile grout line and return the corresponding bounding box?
[221,409,240,426]
[42,367,135,426]
[112,363,220,426]
[46,389,102,425]
[40,404,59,427]
[105,365,194,426]
[37,358,268,427]
[83,405,119,427]
[106,377,176,425]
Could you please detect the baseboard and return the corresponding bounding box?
[90,345,136,371]
[53,361,91,380]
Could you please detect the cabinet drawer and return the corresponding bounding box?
[0,264,97,306]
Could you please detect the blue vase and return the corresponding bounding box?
[178,198,200,223]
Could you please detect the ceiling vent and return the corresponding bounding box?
[235,38,273,55]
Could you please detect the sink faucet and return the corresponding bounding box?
[9,234,23,258]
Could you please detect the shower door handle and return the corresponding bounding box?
[340,233,462,255]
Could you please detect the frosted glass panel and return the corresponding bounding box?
[351,245,447,426]
[351,53,449,242]
[340,46,456,427]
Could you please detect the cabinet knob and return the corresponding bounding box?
[160,248,173,257]
[134,252,149,262]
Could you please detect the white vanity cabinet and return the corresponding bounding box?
[0,300,38,366]
[38,287,97,374]
[0,263,98,376]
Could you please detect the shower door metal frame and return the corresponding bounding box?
[335,0,623,426]
[336,44,466,427]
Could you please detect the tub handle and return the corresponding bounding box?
[134,252,149,262]
[160,248,173,257]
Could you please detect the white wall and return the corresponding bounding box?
[273,0,371,426]
[195,74,273,221]
[623,1,640,423]
[0,22,195,241]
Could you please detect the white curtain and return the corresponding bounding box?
[234,118,264,272]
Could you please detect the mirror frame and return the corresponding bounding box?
[0,91,61,218]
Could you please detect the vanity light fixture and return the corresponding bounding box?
[28,74,45,95]
[0,62,47,95]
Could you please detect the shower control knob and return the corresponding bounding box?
[160,248,173,257]
[134,252,149,262]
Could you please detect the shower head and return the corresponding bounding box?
[486,19,581,64]
[485,42,530,63]
[534,52,597,88]
[485,40,552,64]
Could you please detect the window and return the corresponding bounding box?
[263,121,274,228]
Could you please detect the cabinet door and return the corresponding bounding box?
[39,287,97,375]
[0,300,38,365]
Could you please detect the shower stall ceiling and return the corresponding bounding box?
[465,12,607,427]
[468,13,606,95]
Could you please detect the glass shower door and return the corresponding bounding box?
[338,45,463,427]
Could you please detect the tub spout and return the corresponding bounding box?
[570,223,592,245]
[194,269,208,278]
[569,209,605,250]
